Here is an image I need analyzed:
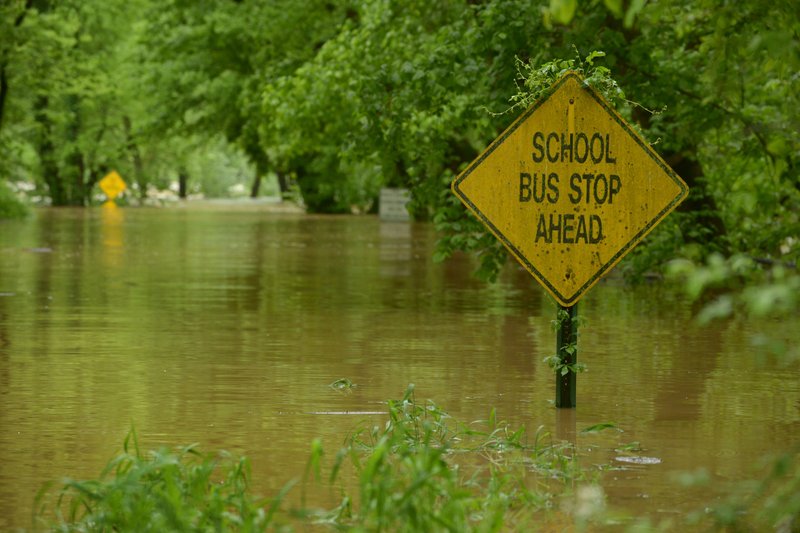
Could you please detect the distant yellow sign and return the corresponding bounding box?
[452,71,688,306]
[99,170,127,200]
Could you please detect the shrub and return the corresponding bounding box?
[0,180,30,219]
[35,429,286,532]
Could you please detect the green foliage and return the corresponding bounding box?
[546,0,646,28]
[675,449,800,532]
[0,0,170,205]
[666,249,800,393]
[508,50,624,114]
[434,48,630,281]
[37,387,612,532]
[436,0,799,282]
[668,254,800,325]
[139,0,353,205]
[35,387,800,532]
[667,254,800,366]
[183,139,265,199]
[0,179,30,219]
[327,388,477,531]
[4,0,797,244]
[433,48,634,281]
[755,451,800,531]
[35,428,281,532]
[543,306,587,376]
[318,384,597,531]
[260,0,508,214]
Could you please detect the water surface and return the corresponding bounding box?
[0,206,797,529]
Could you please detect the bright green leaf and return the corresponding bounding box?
[624,0,647,28]
[549,0,577,25]
[603,0,623,18]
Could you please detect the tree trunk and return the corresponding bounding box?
[87,165,108,200]
[178,170,189,199]
[34,96,66,205]
[276,172,289,195]
[65,149,86,206]
[250,173,261,198]
[123,115,145,201]
[250,152,272,198]
[64,94,86,205]
[0,65,9,132]
[243,144,274,198]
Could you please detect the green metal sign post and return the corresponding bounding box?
[555,304,578,408]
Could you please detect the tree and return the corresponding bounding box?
[139,0,352,202]
[3,0,796,260]
[260,0,550,213]
[0,1,32,132]
[432,0,799,278]
[1,0,152,206]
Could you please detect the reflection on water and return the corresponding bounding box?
[0,207,798,529]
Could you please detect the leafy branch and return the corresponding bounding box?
[543,308,587,376]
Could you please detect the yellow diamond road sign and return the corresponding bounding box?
[99,170,127,200]
[452,71,688,306]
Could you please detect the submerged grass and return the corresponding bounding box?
[33,385,800,532]
[34,427,287,532]
[305,384,591,531]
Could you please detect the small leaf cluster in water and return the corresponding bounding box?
[329,377,356,392]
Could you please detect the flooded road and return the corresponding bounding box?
[0,205,798,530]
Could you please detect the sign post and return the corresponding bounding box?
[555,304,578,408]
[451,71,688,407]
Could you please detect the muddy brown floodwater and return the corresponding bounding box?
[0,205,798,530]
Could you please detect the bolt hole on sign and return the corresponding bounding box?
[452,71,688,306]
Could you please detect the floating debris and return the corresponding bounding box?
[308,411,386,416]
[614,456,662,465]
[580,422,620,434]
[329,378,356,391]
